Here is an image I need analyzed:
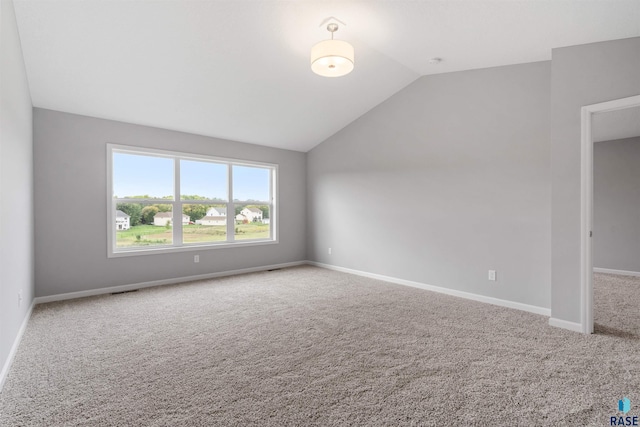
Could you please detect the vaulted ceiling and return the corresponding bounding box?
[13,0,640,152]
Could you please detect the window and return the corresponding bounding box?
[108,144,276,256]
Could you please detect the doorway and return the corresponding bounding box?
[580,95,640,334]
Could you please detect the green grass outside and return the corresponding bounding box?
[116,223,270,247]
[234,222,270,240]
[116,224,172,247]
[183,224,227,243]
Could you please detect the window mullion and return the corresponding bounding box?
[174,158,182,246]
[227,163,234,242]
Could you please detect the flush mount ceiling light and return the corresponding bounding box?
[310,23,354,77]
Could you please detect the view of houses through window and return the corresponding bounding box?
[109,145,275,254]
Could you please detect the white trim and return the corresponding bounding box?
[227,164,234,242]
[173,158,182,246]
[309,261,550,317]
[33,261,306,304]
[271,167,277,242]
[580,103,594,334]
[109,237,278,258]
[548,317,583,333]
[0,301,36,393]
[594,268,640,277]
[580,95,640,335]
[106,143,114,257]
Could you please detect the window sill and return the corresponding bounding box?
[108,239,278,258]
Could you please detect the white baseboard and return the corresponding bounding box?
[308,261,551,317]
[0,300,36,393]
[34,261,307,304]
[594,267,640,277]
[548,317,584,333]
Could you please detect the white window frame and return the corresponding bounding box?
[107,144,278,257]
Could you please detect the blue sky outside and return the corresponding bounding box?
[113,153,270,201]
[232,165,270,202]
[181,160,227,200]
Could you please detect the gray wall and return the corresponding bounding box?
[1,0,34,385]
[594,136,640,272]
[33,109,306,297]
[307,62,551,309]
[551,37,640,323]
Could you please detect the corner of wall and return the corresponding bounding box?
[0,0,36,392]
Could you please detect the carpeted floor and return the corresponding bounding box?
[1,267,639,426]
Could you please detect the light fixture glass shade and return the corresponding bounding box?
[310,39,354,77]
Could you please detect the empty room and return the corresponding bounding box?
[1,0,640,425]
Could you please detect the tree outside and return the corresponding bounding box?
[117,203,143,226]
[141,206,159,224]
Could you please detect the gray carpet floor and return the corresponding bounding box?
[0,267,639,426]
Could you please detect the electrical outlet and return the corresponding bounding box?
[488,270,497,281]
[194,255,200,263]
[328,248,332,255]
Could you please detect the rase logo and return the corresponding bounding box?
[611,398,639,426]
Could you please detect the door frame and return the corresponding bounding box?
[580,95,640,334]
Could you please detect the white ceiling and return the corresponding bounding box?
[13,0,640,152]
